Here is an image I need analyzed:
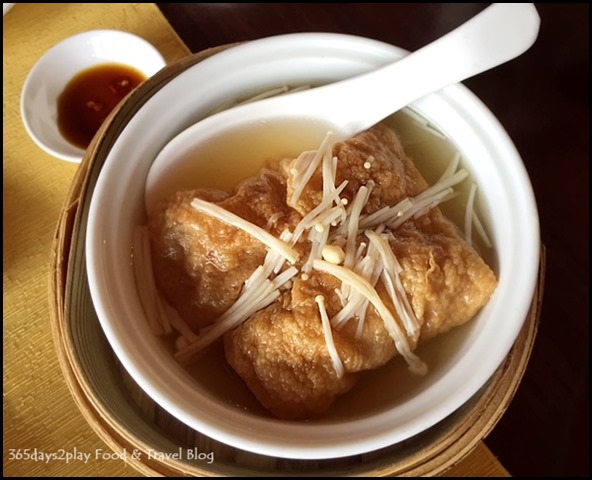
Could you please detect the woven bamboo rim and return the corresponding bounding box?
[49,45,544,477]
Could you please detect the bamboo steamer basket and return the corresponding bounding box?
[49,46,544,477]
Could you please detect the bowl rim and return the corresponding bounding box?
[85,32,540,460]
[20,29,166,163]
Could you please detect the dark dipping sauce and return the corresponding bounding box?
[57,63,146,149]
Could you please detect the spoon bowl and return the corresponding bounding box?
[146,3,539,211]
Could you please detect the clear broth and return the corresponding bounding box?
[159,108,495,420]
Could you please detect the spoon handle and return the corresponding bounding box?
[146,3,541,213]
[276,3,541,136]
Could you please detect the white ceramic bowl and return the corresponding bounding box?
[20,29,166,163]
[86,33,540,460]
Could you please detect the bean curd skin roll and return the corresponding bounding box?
[140,123,497,420]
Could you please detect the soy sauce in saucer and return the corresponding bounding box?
[57,63,146,149]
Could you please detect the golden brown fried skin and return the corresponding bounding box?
[148,168,299,330]
[390,208,498,342]
[224,271,400,419]
[284,123,428,216]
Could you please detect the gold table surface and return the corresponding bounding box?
[3,3,508,477]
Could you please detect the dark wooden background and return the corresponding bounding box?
[156,3,589,476]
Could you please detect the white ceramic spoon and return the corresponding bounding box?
[146,3,539,212]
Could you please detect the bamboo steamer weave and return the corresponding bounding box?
[49,46,543,477]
